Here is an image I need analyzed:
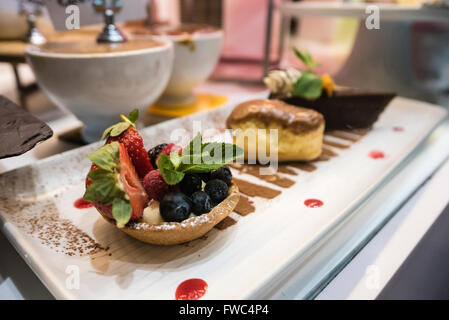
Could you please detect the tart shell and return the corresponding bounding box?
[97,183,240,245]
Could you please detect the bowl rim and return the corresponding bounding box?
[24,37,173,59]
[128,29,223,43]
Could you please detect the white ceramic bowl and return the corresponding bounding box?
[25,39,173,142]
[154,30,223,106]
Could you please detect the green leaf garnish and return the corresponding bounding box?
[292,71,323,100]
[127,109,139,123]
[112,198,132,225]
[294,47,321,68]
[157,154,185,185]
[84,140,133,225]
[87,142,120,171]
[170,151,182,169]
[100,109,139,140]
[84,169,124,204]
[156,133,243,185]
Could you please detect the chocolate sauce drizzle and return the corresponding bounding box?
[215,129,369,230]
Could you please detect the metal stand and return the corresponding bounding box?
[20,0,47,45]
[93,0,126,43]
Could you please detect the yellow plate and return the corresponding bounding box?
[147,93,228,117]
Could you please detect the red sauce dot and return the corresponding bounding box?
[368,150,385,159]
[74,198,93,209]
[393,126,404,132]
[175,278,208,300]
[304,199,324,208]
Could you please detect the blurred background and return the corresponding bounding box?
[0,0,448,129]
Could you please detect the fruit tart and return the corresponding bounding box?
[83,110,242,245]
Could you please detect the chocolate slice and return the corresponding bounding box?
[0,96,53,159]
[271,87,396,130]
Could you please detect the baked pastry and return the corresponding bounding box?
[84,110,241,245]
[99,183,240,245]
[226,99,324,162]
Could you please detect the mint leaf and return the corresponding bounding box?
[170,151,182,169]
[127,109,139,123]
[110,122,131,137]
[294,47,321,68]
[179,142,243,173]
[183,163,227,174]
[100,109,139,140]
[157,153,184,185]
[87,142,120,171]
[160,167,185,185]
[112,198,132,225]
[157,134,243,184]
[157,153,173,170]
[292,71,323,100]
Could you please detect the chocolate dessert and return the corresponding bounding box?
[264,48,396,130]
[270,88,396,130]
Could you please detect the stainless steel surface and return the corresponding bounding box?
[93,0,126,43]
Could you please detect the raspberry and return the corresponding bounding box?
[143,169,170,202]
[155,143,182,167]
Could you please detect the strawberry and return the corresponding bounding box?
[102,109,153,178]
[118,143,148,220]
[83,142,148,225]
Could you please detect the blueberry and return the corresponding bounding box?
[210,166,232,186]
[198,172,211,183]
[147,143,167,169]
[191,191,212,215]
[204,179,229,203]
[180,174,202,196]
[160,192,191,222]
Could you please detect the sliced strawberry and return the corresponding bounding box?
[110,126,153,178]
[103,110,153,178]
[118,143,148,220]
[84,142,148,223]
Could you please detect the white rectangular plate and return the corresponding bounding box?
[0,97,446,299]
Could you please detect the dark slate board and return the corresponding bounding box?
[0,96,53,159]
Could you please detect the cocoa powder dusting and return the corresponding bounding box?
[230,163,295,188]
[234,195,256,216]
[326,131,360,142]
[315,154,331,162]
[323,139,350,149]
[0,197,107,256]
[277,165,298,176]
[214,216,237,230]
[321,147,338,157]
[289,163,317,172]
[232,177,281,199]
